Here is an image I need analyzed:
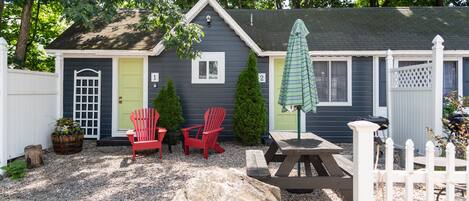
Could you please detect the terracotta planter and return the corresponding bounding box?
[51,133,84,155]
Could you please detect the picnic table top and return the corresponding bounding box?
[414,156,466,168]
[269,131,343,155]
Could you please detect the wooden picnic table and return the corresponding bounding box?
[263,131,353,200]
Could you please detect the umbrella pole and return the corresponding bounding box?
[297,106,301,177]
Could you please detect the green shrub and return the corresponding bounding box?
[153,79,184,144]
[429,91,469,158]
[1,160,27,180]
[233,51,267,145]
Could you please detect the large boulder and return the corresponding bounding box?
[173,168,281,201]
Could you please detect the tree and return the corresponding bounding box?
[14,0,33,66]
[153,79,184,144]
[355,0,438,7]
[0,0,4,27]
[233,51,267,145]
[290,0,352,8]
[2,0,66,71]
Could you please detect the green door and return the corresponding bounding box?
[274,58,297,130]
[118,58,143,130]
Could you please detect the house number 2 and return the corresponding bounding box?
[258,73,266,83]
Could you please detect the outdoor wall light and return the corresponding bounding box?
[206,15,211,27]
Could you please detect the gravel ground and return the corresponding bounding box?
[0,141,465,201]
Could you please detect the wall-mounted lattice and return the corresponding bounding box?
[391,64,432,89]
[73,68,101,139]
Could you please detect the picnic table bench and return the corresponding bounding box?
[246,132,353,201]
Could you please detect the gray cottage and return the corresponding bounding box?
[46,0,469,144]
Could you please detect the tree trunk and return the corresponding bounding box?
[14,0,33,67]
[436,0,444,6]
[370,0,378,7]
[275,0,283,9]
[0,0,5,28]
[24,144,44,169]
[25,0,41,65]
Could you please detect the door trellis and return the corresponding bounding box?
[73,69,101,139]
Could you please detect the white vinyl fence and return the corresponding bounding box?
[350,121,469,201]
[351,35,469,200]
[387,35,444,153]
[390,63,434,153]
[0,37,59,170]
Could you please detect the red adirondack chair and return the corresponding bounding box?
[181,107,226,159]
[127,108,167,160]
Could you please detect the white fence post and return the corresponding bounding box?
[55,52,63,118]
[432,35,444,137]
[446,143,455,201]
[0,37,8,172]
[404,140,414,201]
[348,120,380,201]
[386,49,393,137]
[425,141,435,200]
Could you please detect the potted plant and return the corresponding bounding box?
[51,118,84,155]
[153,79,184,152]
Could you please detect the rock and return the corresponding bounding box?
[173,168,281,201]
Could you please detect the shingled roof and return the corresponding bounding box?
[46,10,162,50]
[228,7,469,51]
[47,7,469,51]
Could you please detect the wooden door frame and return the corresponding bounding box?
[112,56,148,137]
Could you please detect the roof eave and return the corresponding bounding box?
[45,49,154,56]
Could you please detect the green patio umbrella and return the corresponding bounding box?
[278,19,319,176]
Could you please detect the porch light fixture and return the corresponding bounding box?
[206,15,211,27]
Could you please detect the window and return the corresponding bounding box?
[313,58,352,106]
[192,52,225,84]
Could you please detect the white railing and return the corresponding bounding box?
[350,120,469,201]
[0,37,59,171]
[374,138,468,201]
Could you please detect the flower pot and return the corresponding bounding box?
[164,131,181,146]
[51,133,84,155]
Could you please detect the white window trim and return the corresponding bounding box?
[312,56,353,106]
[191,52,225,84]
[394,56,463,97]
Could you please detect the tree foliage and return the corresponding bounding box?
[1,0,67,71]
[173,0,279,9]
[153,79,185,133]
[291,0,353,8]
[233,51,267,145]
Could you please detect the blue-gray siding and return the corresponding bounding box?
[379,58,387,107]
[464,58,469,96]
[306,57,374,142]
[148,6,269,140]
[63,58,113,138]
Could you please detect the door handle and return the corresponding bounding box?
[119,96,122,104]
